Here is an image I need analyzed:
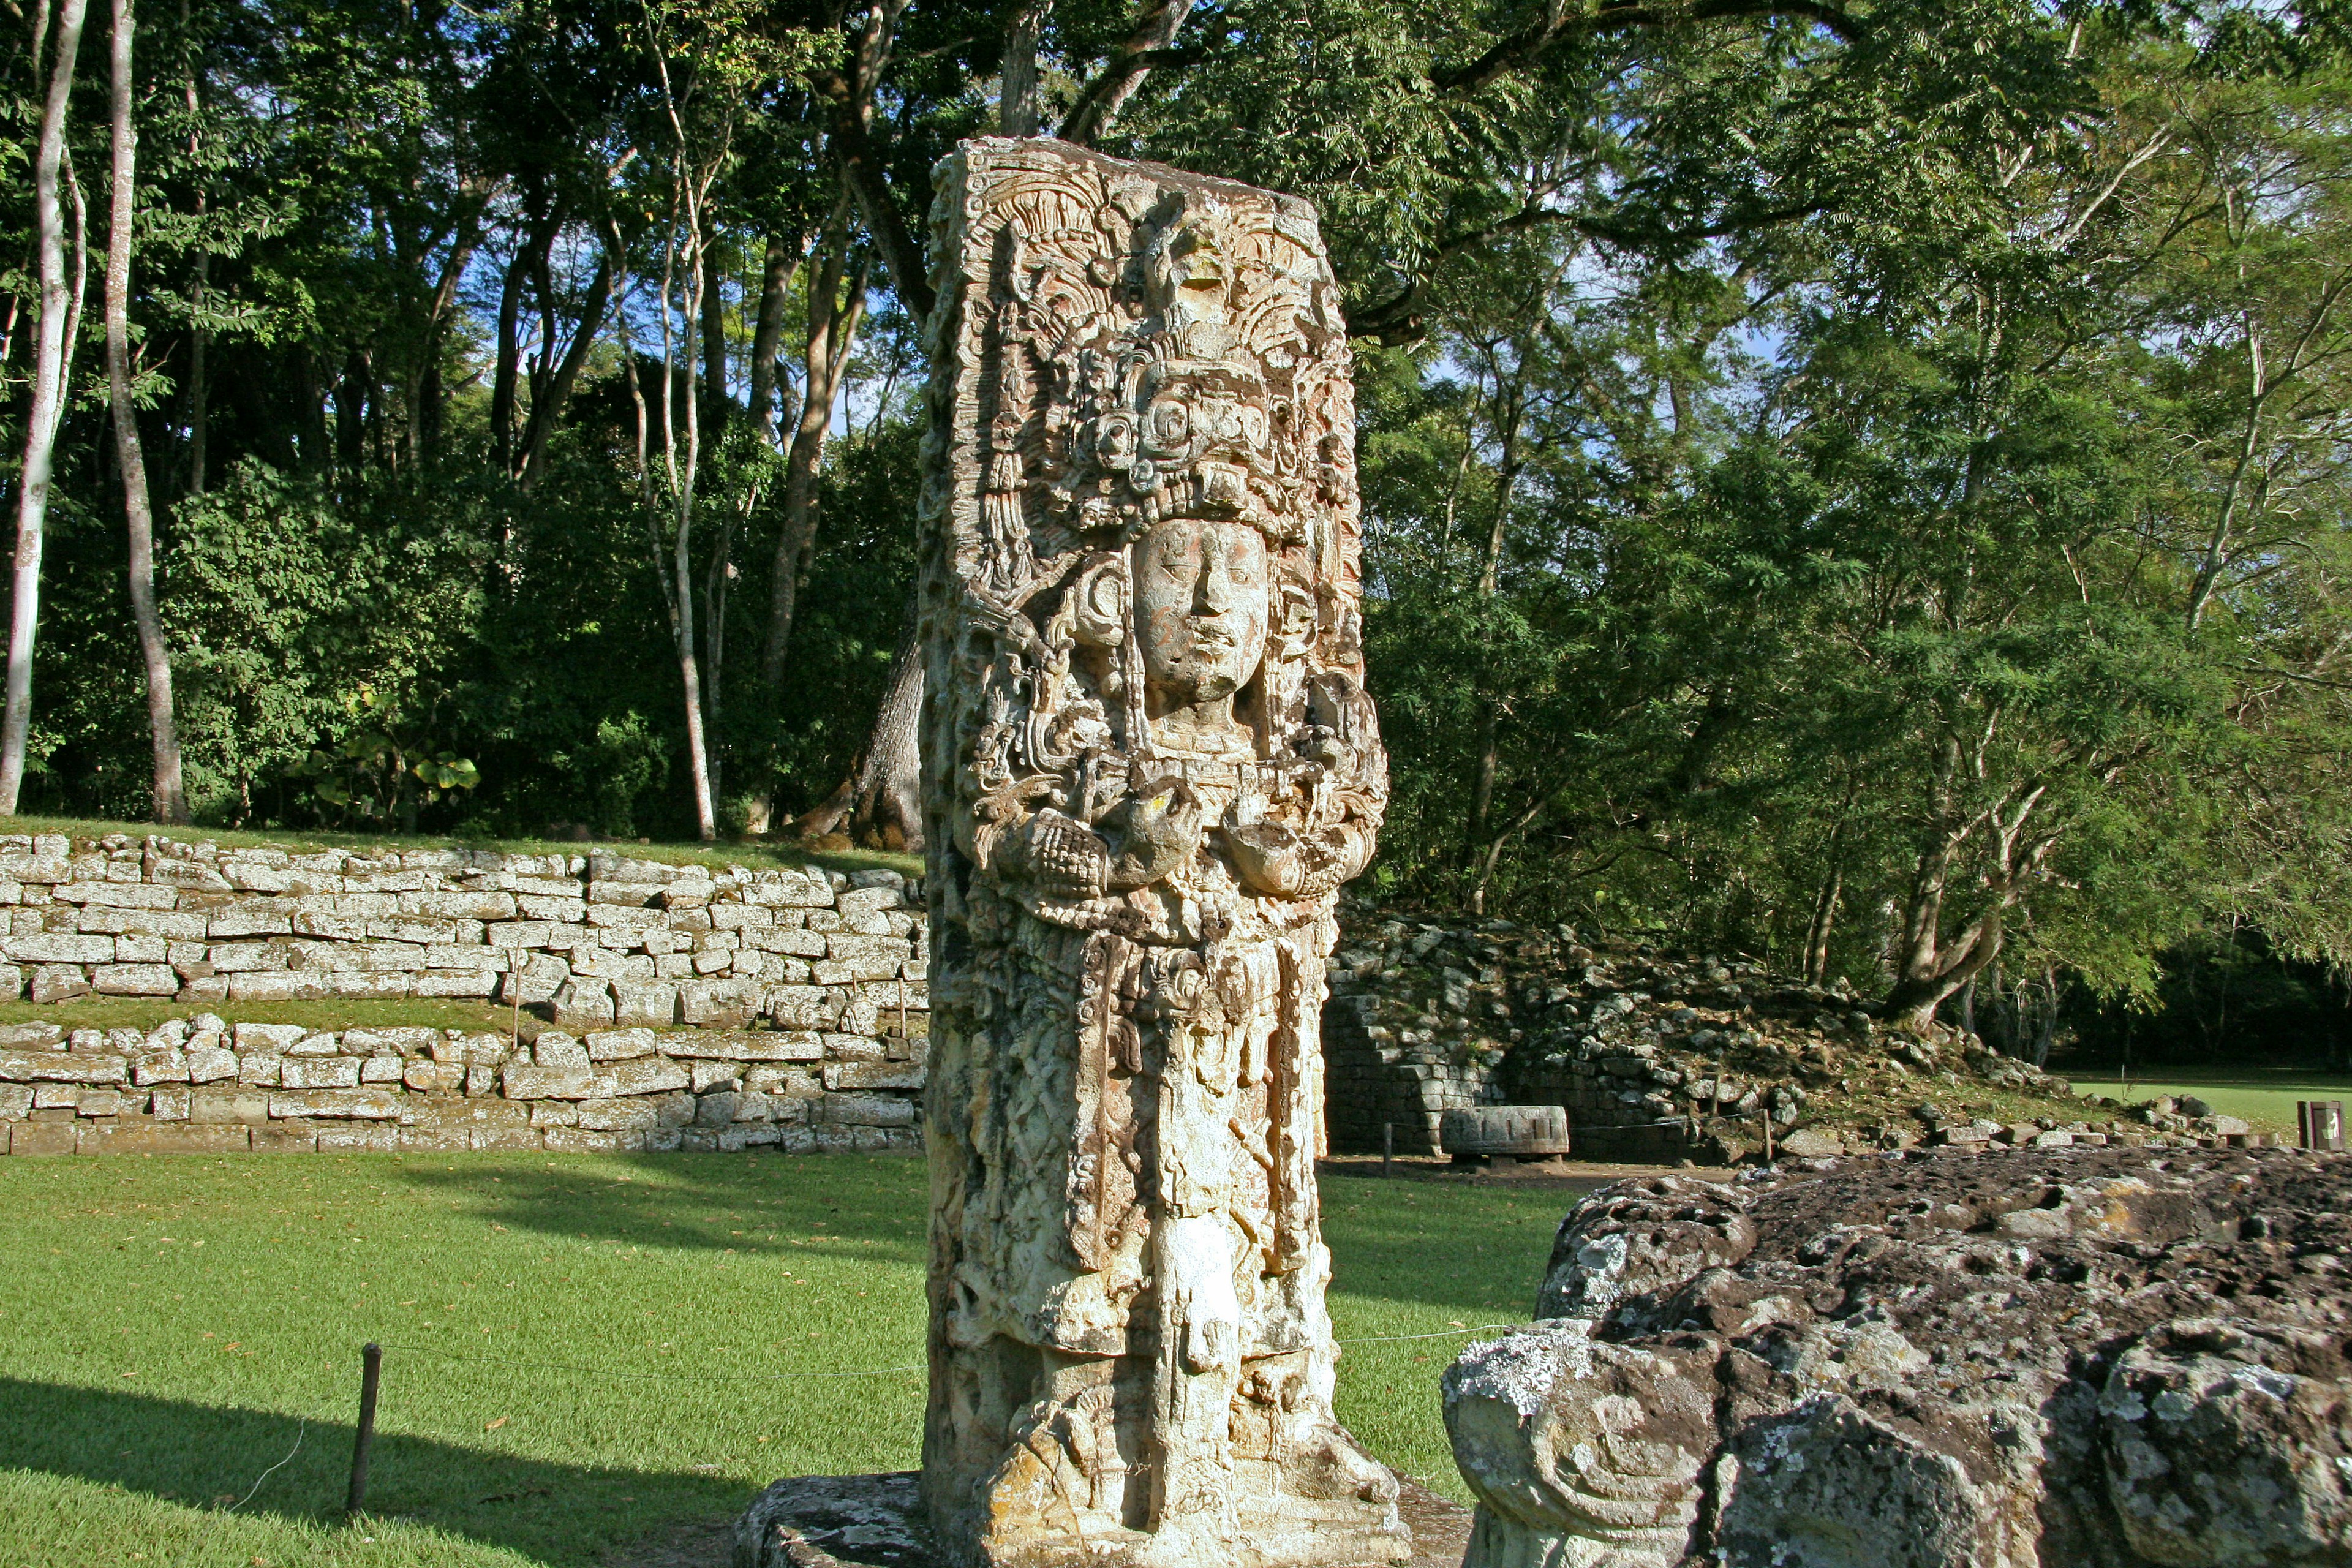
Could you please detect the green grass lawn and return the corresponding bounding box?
[0,1153,1562,1567]
[2067,1069,2352,1134]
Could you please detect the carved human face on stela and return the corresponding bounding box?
[1134,515,1269,727]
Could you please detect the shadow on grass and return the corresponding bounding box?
[0,1376,747,1566]
[386,1152,1566,1319]
[395,1152,933,1261]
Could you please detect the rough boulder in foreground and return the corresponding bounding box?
[1443,1148,2352,1567]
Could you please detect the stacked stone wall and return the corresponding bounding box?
[0,832,927,1155]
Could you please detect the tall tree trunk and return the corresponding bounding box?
[747,232,802,451]
[1000,0,1049,134]
[1,0,92,815]
[489,227,539,477]
[759,219,866,687]
[1463,379,1522,914]
[795,600,924,850]
[104,0,186,823]
[516,244,614,491]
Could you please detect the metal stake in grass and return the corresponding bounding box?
[1382,1121,1393,1179]
[346,1342,382,1515]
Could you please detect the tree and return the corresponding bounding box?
[103,0,189,823]
[2,0,92,813]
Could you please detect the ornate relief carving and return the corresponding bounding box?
[914,138,1401,1568]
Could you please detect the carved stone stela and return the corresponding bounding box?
[914,138,1404,1568]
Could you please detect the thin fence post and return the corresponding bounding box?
[1381,1121,1392,1179]
[346,1343,382,1515]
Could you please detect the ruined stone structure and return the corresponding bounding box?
[914,139,1405,1568]
[1445,1148,2352,1567]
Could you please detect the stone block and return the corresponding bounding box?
[717,1125,783,1152]
[227,971,300,1001]
[252,1124,319,1152]
[345,1026,439,1058]
[607,1056,691,1096]
[397,1128,473,1152]
[0,1052,125,1084]
[825,1060,925,1091]
[80,1121,251,1155]
[585,1027,658,1061]
[500,952,571,1006]
[270,1088,402,1120]
[5,932,114,964]
[470,1126,544,1150]
[644,1127,684,1152]
[208,941,291,972]
[177,1048,233,1086]
[541,1128,641,1153]
[530,1101,579,1127]
[208,907,293,938]
[680,978,761,1027]
[663,1030,824,1062]
[404,1098,530,1131]
[150,1085,190,1121]
[747,873,834,909]
[399,890,518,921]
[190,1086,271,1125]
[534,1033,590,1069]
[818,1091,915,1128]
[284,1031,341,1056]
[499,1063,607,1100]
[578,1096,661,1131]
[612,981,680,1026]
[764,985,834,1030]
[316,1125,399,1152]
[233,1023,307,1053]
[0,1022,61,1050]
[129,1049,190,1086]
[281,1056,361,1090]
[744,1066,823,1099]
[55,882,176,909]
[9,1121,78,1155]
[0,1084,29,1119]
[748,927,829,958]
[515,895,587,923]
[113,935,169,964]
[551,976,614,1030]
[28,965,90,1004]
[824,1033,887,1063]
[690,1062,742,1094]
[402,1061,464,1093]
[415,968,498,998]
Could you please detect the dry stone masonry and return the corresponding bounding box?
[1324,919,2234,1163]
[1444,1147,2352,1567]
[909,139,1404,1568]
[0,831,928,1154]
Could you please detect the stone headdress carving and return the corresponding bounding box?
[915,138,1400,1568]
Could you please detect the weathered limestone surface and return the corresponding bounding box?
[914,139,1402,1567]
[1444,1147,2352,1567]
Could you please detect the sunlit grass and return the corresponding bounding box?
[2068,1072,2352,1134]
[0,1152,1570,1565]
